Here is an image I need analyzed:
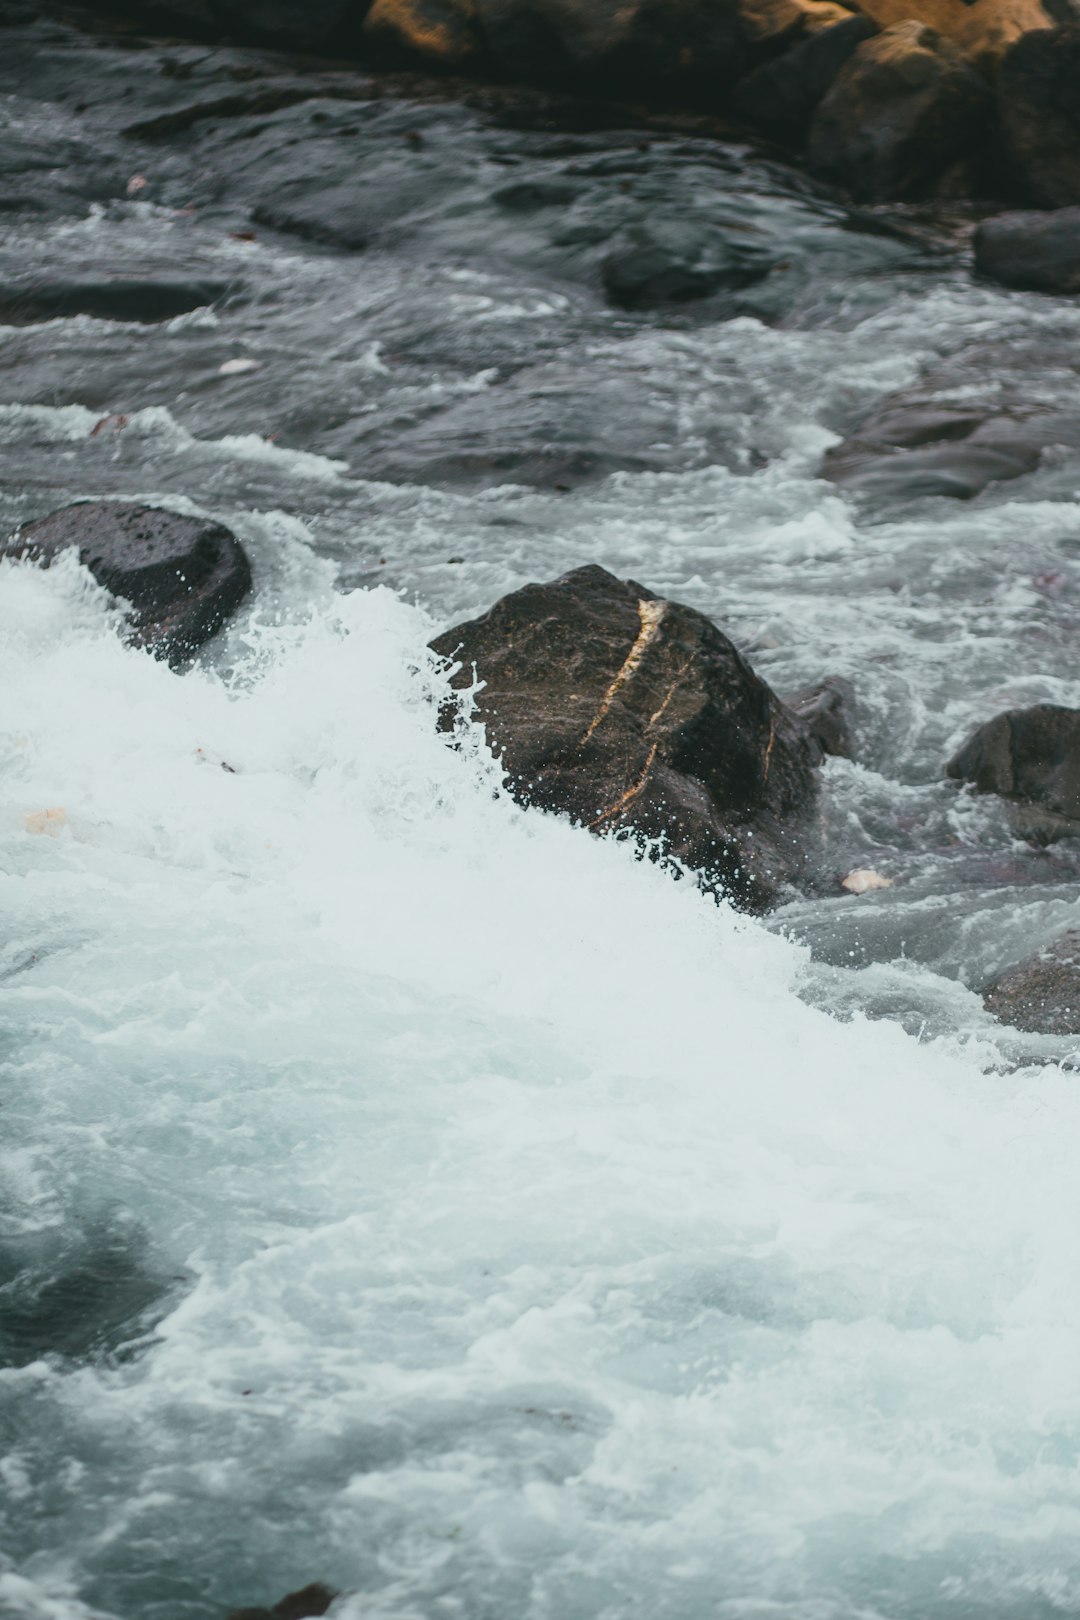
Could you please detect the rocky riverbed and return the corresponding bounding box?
[5,4,1080,1618]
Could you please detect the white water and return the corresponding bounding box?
[4,555,1080,1619]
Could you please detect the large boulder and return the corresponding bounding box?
[974,205,1080,292]
[732,12,878,140]
[945,704,1080,842]
[984,931,1080,1034]
[2,503,252,665]
[430,564,821,910]
[806,20,992,200]
[997,27,1080,207]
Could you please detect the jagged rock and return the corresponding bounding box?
[806,20,991,200]
[851,0,1053,74]
[784,675,856,759]
[2,503,252,665]
[974,206,1080,292]
[945,704,1080,843]
[737,0,855,56]
[0,277,235,323]
[822,383,1080,500]
[997,27,1080,207]
[732,13,878,140]
[228,1583,337,1620]
[984,931,1080,1034]
[430,563,821,910]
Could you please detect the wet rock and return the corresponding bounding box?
[984,930,1080,1034]
[806,21,991,201]
[0,277,236,323]
[112,0,361,51]
[430,563,821,910]
[997,27,1080,208]
[361,0,482,68]
[3,503,252,664]
[227,1583,337,1620]
[732,13,878,141]
[822,386,1080,500]
[601,218,775,307]
[737,0,856,56]
[974,206,1080,292]
[784,675,856,759]
[945,704,1080,843]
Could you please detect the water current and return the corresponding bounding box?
[4,12,1080,1619]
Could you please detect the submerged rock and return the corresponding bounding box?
[430,563,821,910]
[228,1583,337,1620]
[600,217,775,307]
[806,21,991,200]
[784,675,856,760]
[823,386,1080,500]
[3,502,252,665]
[984,931,1080,1034]
[945,704,1080,843]
[0,276,236,323]
[974,206,1080,293]
[997,26,1080,208]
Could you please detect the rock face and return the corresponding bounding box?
[975,206,1080,292]
[997,27,1080,208]
[984,931,1080,1034]
[3,503,252,665]
[806,21,991,200]
[430,564,821,910]
[946,705,1080,842]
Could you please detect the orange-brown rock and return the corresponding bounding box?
[850,0,1053,74]
[361,0,480,67]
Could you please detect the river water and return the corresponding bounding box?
[4,12,1080,1620]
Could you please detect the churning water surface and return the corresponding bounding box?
[4,16,1080,1620]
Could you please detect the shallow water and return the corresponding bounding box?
[3,14,1080,1620]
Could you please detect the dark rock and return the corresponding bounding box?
[0,277,236,324]
[430,563,820,910]
[997,27,1080,209]
[732,12,878,142]
[784,675,856,760]
[601,218,774,307]
[823,387,1080,500]
[227,1583,337,1620]
[3,503,252,665]
[361,0,747,95]
[945,704,1080,843]
[984,931,1080,1034]
[974,206,1080,294]
[806,20,991,201]
[110,0,363,51]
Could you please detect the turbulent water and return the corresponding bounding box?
[5,12,1080,1620]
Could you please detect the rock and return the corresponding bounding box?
[430,563,821,910]
[841,867,892,892]
[984,931,1080,1034]
[738,0,856,56]
[362,0,747,94]
[806,21,992,200]
[784,675,856,759]
[945,704,1080,842]
[823,384,1080,500]
[228,1583,338,1620]
[601,218,775,307]
[974,206,1080,292]
[851,0,1053,74]
[732,13,878,140]
[0,277,235,324]
[997,27,1080,207]
[3,503,252,665]
[113,0,361,51]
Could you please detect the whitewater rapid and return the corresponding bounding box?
[3,556,1080,1620]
